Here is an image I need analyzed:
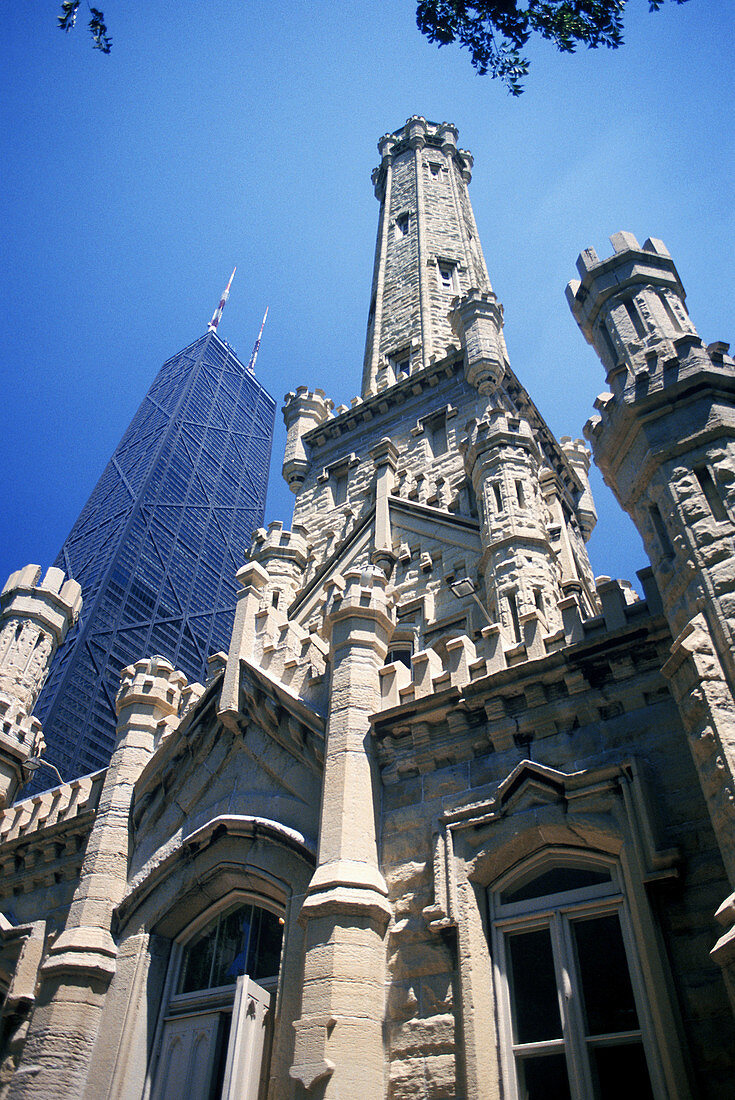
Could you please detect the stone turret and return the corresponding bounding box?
[250,520,309,609]
[0,565,82,807]
[568,232,735,1002]
[462,410,564,643]
[15,657,192,1099]
[282,387,333,492]
[449,288,509,395]
[560,436,597,542]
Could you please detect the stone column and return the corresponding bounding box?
[0,565,81,808]
[8,657,188,1100]
[408,116,432,371]
[290,568,393,1097]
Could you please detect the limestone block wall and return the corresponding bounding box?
[374,607,735,1098]
[128,673,323,884]
[290,360,486,577]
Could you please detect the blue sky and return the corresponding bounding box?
[1,1,733,596]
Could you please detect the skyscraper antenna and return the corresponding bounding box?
[208,267,236,332]
[247,307,269,372]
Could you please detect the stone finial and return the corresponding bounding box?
[449,290,506,394]
[560,437,597,541]
[437,122,458,155]
[0,565,82,807]
[406,115,428,149]
[377,132,396,161]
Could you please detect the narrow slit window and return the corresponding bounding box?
[390,349,411,377]
[533,588,544,613]
[395,212,410,238]
[623,298,646,339]
[658,291,683,332]
[429,415,448,457]
[515,480,525,508]
[507,589,521,643]
[599,318,618,364]
[493,483,504,513]
[649,504,674,559]
[331,471,348,507]
[437,262,456,292]
[695,466,728,521]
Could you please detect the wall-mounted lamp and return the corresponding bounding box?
[447,576,493,626]
[23,756,64,787]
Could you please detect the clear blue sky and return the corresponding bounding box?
[1,1,733,596]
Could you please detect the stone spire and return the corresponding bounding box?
[362,116,493,395]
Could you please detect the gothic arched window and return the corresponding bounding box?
[489,852,665,1100]
[150,900,284,1100]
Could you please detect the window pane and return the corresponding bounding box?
[592,1043,654,1100]
[179,904,283,993]
[517,1053,571,1100]
[501,866,611,905]
[179,924,217,993]
[213,906,252,987]
[248,908,284,980]
[508,927,562,1043]
[573,914,639,1035]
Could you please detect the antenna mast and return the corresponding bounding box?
[247,307,269,372]
[208,267,236,332]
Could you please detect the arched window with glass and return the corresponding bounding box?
[489,851,669,1100]
[150,900,284,1100]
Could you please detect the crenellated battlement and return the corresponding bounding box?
[379,569,660,711]
[251,519,309,565]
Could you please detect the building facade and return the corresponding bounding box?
[34,328,275,781]
[1,117,734,1100]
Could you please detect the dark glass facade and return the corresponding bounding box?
[34,330,275,782]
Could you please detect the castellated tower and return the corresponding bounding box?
[363,117,493,391]
[568,232,735,998]
[284,118,599,650]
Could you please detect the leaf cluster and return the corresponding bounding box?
[416,0,687,94]
[58,0,112,53]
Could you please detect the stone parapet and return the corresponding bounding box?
[379,570,659,716]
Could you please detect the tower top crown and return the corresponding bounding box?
[566,232,684,342]
[373,117,473,184]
